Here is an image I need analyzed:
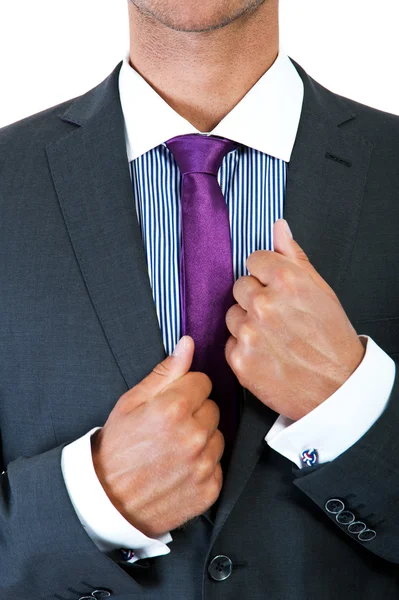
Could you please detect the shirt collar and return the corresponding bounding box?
[119,47,304,163]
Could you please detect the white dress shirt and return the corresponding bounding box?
[61,49,396,563]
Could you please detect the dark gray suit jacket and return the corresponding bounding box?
[0,58,399,599]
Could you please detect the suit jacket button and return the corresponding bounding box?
[348,521,367,534]
[325,498,345,514]
[208,555,233,581]
[358,529,377,542]
[78,591,112,599]
[336,510,355,525]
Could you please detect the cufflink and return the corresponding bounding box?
[120,548,135,561]
[301,448,318,467]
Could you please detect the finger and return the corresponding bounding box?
[207,429,225,465]
[225,303,247,337]
[273,219,310,264]
[232,275,264,312]
[156,370,213,416]
[273,219,336,296]
[246,249,299,286]
[136,335,195,402]
[192,398,220,441]
[246,239,335,298]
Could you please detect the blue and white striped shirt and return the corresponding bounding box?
[129,143,286,357]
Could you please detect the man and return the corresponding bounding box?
[0,0,398,598]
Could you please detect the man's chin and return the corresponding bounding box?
[129,0,266,34]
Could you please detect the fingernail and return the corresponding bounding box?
[284,219,293,239]
[172,336,186,356]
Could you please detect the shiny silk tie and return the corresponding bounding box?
[165,133,242,471]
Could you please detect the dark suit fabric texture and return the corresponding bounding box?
[0,58,399,599]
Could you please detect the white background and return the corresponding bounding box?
[0,0,399,128]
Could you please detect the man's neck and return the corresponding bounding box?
[127,1,279,132]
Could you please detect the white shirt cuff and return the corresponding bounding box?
[61,426,172,562]
[265,335,396,468]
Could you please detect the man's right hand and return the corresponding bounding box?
[91,335,224,538]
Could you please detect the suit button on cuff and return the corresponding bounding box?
[336,510,355,525]
[78,591,112,599]
[325,498,345,514]
[358,529,377,542]
[348,521,367,534]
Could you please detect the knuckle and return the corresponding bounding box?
[189,429,208,455]
[207,399,220,425]
[187,371,213,397]
[165,394,187,422]
[206,473,223,505]
[251,293,270,319]
[229,346,245,375]
[273,266,296,289]
[215,429,225,456]
[195,455,214,482]
[237,321,254,344]
[214,462,223,486]
[198,371,213,396]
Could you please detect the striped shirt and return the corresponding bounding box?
[129,142,286,356]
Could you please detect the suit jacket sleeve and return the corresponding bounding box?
[292,356,399,564]
[1,442,147,599]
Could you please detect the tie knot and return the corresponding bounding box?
[165,133,239,176]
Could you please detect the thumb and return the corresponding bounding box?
[137,335,195,399]
[273,219,310,266]
[273,219,335,296]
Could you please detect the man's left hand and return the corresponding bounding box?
[225,218,366,421]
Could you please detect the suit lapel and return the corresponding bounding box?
[283,60,373,297]
[210,60,373,540]
[46,62,167,391]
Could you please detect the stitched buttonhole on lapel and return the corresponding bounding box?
[325,152,352,168]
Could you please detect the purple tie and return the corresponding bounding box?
[165,133,241,470]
